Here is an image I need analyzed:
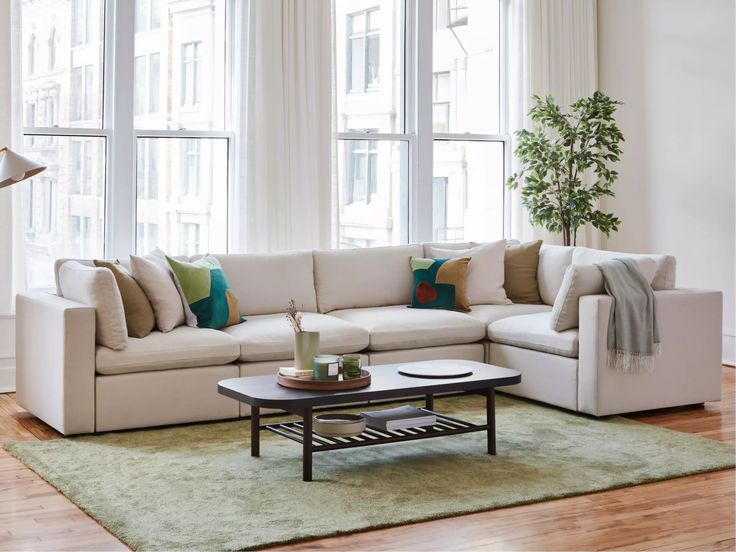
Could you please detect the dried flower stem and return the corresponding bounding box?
[285,299,303,333]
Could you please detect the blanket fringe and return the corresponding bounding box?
[607,343,661,373]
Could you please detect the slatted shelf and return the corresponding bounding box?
[263,409,487,452]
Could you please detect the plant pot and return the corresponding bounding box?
[294,331,320,372]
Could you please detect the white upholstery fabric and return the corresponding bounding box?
[488,312,579,357]
[329,305,486,351]
[468,303,552,326]
[96,326,240,375]
[577,290,722,416]
[489,343,578,411]
[58,261,128,350]
[95,365,240,432]
[15,293,96,435]
[313,244,423,313]
[573,247,676,290]
[537,244,575,305]
[421,242,476,255]
[550,258,656,331]
[223,312,369,361]
[424,240,511,305]
[367,343,484,366]
[214,250,318,315]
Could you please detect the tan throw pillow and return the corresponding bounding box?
[130,253,186,332]
[58,261,128,350]
[550,257,657,331]
[504,240,543,304]
[425,240,510,305]
[94,260,155,338]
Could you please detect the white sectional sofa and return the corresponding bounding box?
[15,243,723,435]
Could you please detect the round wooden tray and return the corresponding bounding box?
[277,369,371,391]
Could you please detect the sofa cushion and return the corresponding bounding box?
[572,247,676,290]
[537,244,575,306]
[313,244,423,313]
[96,326,240,375]
[214,250,317,315]
[424,241,510,305]
[488,312,579,358]
[550,258,656,332]
[329,305,486,351]
[504,240,543,304]
[409,256,471,311]
[130,252,186,332]
[222,313,370,362]
[467,303,552,326]
[59,261,128,350]
[93,260,155,339]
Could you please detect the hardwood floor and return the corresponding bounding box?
[1,368,733,551]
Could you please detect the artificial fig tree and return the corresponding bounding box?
[506,92,624,246]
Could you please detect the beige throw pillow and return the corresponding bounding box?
[130,253,186,332]
[550,257,657,331]
[426,240,511,305]
[504,240,543,304]
[93,260,155,338]
[58,261,128,350]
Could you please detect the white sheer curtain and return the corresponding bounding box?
[506,0,599,247]
[0,0,26,312]
[234,0,333,253]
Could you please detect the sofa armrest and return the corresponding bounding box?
[578,289,722,416]
[15,292,96,435]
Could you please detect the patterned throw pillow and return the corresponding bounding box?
[409,256,471,312]
[165,255,244,329]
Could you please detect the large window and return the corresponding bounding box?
[334,0,505,248]
[21,0,231,287]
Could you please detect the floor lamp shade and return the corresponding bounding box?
[0,147,46,188]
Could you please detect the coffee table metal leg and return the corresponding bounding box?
[303,407,313,481]
[486,388,496,455]
[251,406,260,457]
[425,393,434,411]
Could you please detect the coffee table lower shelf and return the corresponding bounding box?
[264,409,487,451]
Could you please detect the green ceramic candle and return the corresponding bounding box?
[341,354,362,379]
[312,355,340,381]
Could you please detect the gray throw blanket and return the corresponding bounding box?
[595,258,660,372]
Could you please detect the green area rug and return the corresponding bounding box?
[5,395,734,551]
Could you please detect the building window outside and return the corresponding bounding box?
[432,71,451,132]
[181,139,201,196]
[448,0,468,27]
[149,53,160,113]
[179,222,200,256]
[181,41,201,106]
[47,27,56,70]
[27,34,35,75]
[347,8,379,93]
[135,0,162,33]
[346,140,378,204]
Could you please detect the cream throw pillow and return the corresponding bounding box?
[426,240,511,305]
[130,253,186,332]
[550,258,657,331]
[58,261,128,350]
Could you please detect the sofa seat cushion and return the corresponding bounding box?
[329,305,486,351]
[96,326,240,375]
[222,313,370,362]
[488,312,579,358]
[468,304,552,326]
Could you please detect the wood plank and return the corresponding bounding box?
[0,367,732,551]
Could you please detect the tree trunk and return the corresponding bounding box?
[562,223,571,246]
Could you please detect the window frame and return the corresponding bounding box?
[22,0,237,279]
[336,0,509,246]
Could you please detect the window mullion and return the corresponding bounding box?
[106,0,136,259]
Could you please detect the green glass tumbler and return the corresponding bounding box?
[341,354,362,380]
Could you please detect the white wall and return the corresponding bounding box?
[597,0,736,364]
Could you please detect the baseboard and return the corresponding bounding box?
[0,359,15,393]
[723,334,735,367]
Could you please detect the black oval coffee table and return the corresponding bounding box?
[218,360,521,481]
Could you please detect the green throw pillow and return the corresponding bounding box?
[409,256,471,312]
[166,255,244,329]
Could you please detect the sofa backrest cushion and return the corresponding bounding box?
[213,250,317,315]
[537,245,575,306]
[58,261,128,350]
[424,240,510,305]
[421,242,475,256]
[313,244,424,313]
[572,247,676,290]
